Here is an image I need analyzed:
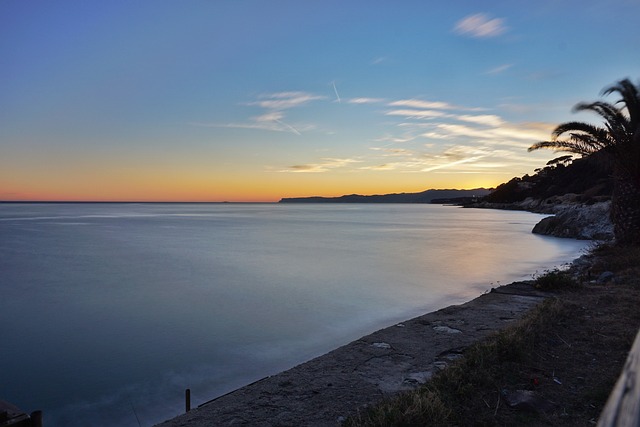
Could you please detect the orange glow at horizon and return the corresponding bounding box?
[1,169,510,203]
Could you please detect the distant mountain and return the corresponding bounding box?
[279,188,491,203]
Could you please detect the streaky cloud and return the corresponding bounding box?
[456,114,505,127]
[279,158,361,173]
[486,63,513,74]
[389,99,456,110]
[454,13,507,38]
[348,97,385,104]
[385,109,449,119]
[248,91,327,110]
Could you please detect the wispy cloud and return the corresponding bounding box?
[457,114,505,127]
[190,120,313,134]
[389,99,457,110]
[385,109,449,119]
[193,91,325,135]
[247,91,326,110]
[279,158,361,173]
[352,93,559,176]
[454,13,507,38]
[486,63,513,74]
[347,97,385,104]
[369,147,415,156]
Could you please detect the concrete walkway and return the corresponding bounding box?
[156,282,548,427]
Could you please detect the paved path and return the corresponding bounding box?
[156,282,548,427]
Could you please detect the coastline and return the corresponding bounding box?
[156,281,552,426]
[156,203,609,426]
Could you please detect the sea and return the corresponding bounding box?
[0,203,590,426]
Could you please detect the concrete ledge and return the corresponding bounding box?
[156,282,549,427]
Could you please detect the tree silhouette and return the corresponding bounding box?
[529,78,640,245]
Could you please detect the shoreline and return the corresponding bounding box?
[156,203,604,426]
[156,280,554,426]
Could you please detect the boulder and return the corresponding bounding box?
[532,201,613,240]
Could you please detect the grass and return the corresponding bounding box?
[345,299,565,426]
[532,268,577,291]
[345,244,640,426]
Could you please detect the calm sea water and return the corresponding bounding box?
[0,203,589,426]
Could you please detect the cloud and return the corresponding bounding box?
[369,147,415,156]
[190,120,312,135]
[370,57,387,65]
[347,97,385,104]
[248,91,327,110]
[457,114,505,127]
[420,155,485,172]
[194,90,327,135]
[389,99,456,110]
[373,134,417,143]
[279,158,361,173]
[454,13,507,38]
[253,111,284,122]
[431,122,549,144]
[385,109,449,119]
[486,63,513,74]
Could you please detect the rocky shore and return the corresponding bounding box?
[466,194,614,241]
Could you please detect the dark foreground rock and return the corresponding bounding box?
[156,283,549,427]
[531,202,613,240]
[466,196,613,241]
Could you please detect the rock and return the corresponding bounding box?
[597,271,615,284]
[501,389,557,413]
[403,371,433,385]
[372,342,391,349]
[433,326,462,334]
[532,201,613,240]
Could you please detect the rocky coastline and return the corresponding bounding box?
[465,194,614,241]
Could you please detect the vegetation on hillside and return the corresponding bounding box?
[484,151,612,204]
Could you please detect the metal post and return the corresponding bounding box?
[185,388,191,413]
[30,410,43,427]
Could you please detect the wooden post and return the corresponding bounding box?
[185,389,191,413]
[30,410,42,427]
[598,328,640,426]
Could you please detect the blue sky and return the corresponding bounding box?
[1,0,639,201]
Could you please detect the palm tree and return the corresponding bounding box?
[528,78,640,245]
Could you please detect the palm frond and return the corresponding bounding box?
[574,101,630,128]
[573,101,632,144]
[528,139,599,156]
[551,121,609,142]
[602,78,640,129]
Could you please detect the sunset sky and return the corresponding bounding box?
[1,1,639,202]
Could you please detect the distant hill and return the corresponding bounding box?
[279,188,491,203]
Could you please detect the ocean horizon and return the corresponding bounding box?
[0,203,590,426]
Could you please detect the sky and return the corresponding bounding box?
[1,0,639,202]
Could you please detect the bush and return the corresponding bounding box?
[533,269,577,290]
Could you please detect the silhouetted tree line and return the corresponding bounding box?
[485,151,613,204]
